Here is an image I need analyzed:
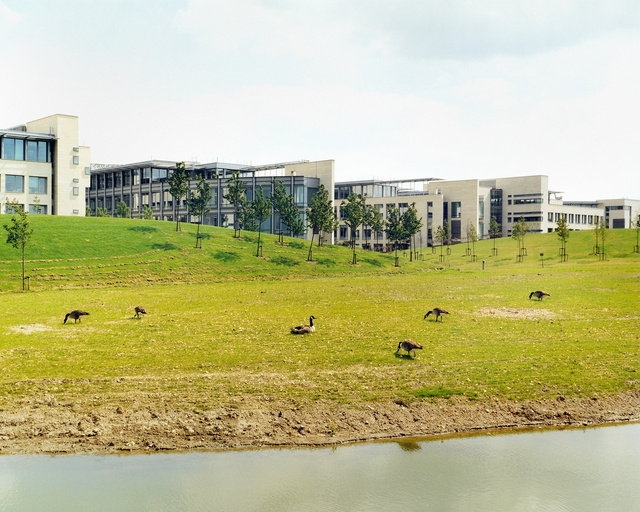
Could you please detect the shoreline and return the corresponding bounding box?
[1,391,639,455]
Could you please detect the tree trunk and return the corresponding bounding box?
[21,244,25,291]
[307,232,315,262]
[256,228,262,257]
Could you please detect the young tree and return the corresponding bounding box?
[385,205,405,267]
[270,180,289,244]
[85,205,91,217]
[369,208,385,251]
[341,194,365,264]
[434,225,446,262]
[598,219,607,260]
[512,216,530,261]
[362,203,376,251]
[281,196,305,238]
[3,202,34,291]
[96,207,109,217]
[402,203,422,262]
[556,217,570,261]
[116,200,130,218]
[224,172,247,238]
[250,185,271,257]
[633,213,640,253]
[141,205,153,220]
[168,161,190,232]
[468,222,479,261]
[306,184,333,261]
[489,216,501,256]
[187,175,213,247]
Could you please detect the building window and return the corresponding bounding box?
[106,174,113,189]
[451,201,461,218]
[133,170,140,186]
[142,168,151,184]
[29,176,47,194]
[114,172,122,188]
[295,185,305,205]
[73,187,79,196]
[5,202,24,214]
[548,212,553,222]
[6,175,24,193]
[27,140,38,161]
[123,171,131,187]
[73,156,79,165]
[29,204,47,214]
[152,192,161,209]
[142,193,149,206]
[98,175,105,190]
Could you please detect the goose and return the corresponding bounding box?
[424,307,449,321]
[291,316,315,334]
[396,340,423,357]
[529,290,550,301]
[63,310,89,324]
[134,306,147,318]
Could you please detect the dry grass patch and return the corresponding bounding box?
[476,307,555,320]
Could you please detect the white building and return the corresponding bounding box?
[1,114,90,216]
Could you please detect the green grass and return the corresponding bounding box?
[0,215,639,414]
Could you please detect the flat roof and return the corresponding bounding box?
[0,129,57,141]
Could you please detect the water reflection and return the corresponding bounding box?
[1,423,639,512]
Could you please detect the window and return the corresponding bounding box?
[451,202,461,218]
[38,141,48,162]
[548,212,553,222]
[5,203,24,214]
[73,156,79,165]
[106,174,113,189]
[29,204,47,214]
[133,170,140,186]
[114,172,122,188]
[29,176,47,194]
[2,138,15,159]
[26,141,38,161]
[6,175,24,193]
[73,187,79,196]
[142,168,151,184]
[152,192,160,209]
[142,193,149,206]
[90,175,97,190]
[123,171,131,187]
[98,175,105,190]
[295,185,305,205]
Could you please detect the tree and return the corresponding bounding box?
[369,208,385,251]
[168,161,190,232]
[361,203,376,251]
[434,225,446,262]
[468,222,479,261]
[598,219,607,260]
[85,205,91,217]
[402,202,422,262]
[3,202,34,291]
[141,205,153,220]
[96,207,109,217]
[341,193,365,264]
[385,205,405,267]
[633,214,640,253]
[556,217,570,261]
[270,180,289,244]
[250,185,271,257]
[224,172,247,238]
[187,175,213,247]
[281,196,305,238]
[489,216,501,256]
[306,184,333,261]
[116,200,130,218]
[512,216,530,262]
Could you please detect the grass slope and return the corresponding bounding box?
[0,216,638,415]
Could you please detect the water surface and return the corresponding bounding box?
[1,423,639,511]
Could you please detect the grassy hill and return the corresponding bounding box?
[1,214,638,291]
[0,215,638,423]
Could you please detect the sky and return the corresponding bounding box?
[1,0,639,201]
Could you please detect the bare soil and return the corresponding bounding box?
[1,392,639,455]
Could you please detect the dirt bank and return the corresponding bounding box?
[1,391,639,455]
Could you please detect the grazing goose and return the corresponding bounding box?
[291,316,315,334]
[529,290,550,301]
[396,339,423,357]
[134,306,147,318]
[424,307,449,321]
[64,310,89,324]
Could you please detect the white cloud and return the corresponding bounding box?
[0,1,21,29]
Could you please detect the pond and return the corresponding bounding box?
[1,423,639,511]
